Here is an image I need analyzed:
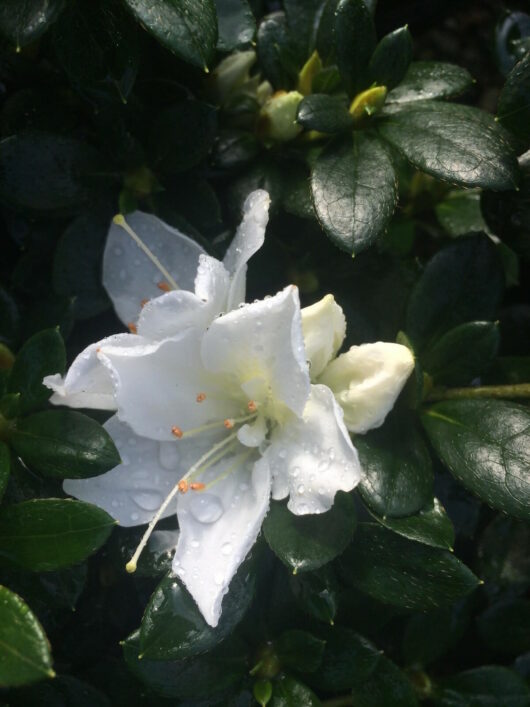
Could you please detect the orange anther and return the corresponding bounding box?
[128,322,137,334]
[196,392,206,403]
[190,482,206,491]
[140,298,149,308]
[96,347,101,353]
[171,426,183,438]
[247,400,257,413]
[157,281,171,292]
[224,418,235,429]
[178,480,189,493]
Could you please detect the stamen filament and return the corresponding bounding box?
[175,412,256,439]
[203,449,253,491]
[113,214,180,291]
[125,430,240,573]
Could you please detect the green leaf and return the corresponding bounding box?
[0,132,105,214]
[0,0,64,49]
[271,675,322,706]
[477,600,530,655]
[150,100,217,175]
[311,133,397,253]
[369,498,455,551]
[378,101,519,190]
[0,499,115,571]
[422,399,530,520]
[211,129,259,171]
[3,564,87,614]
[335,0,376,95]
[289,569,338,624]
[296,94,353,133]
[355,416,434,518]
[315,0,339,65]
[498,51,530,148]
[215,0,255,51]
[477,514,530,586]
[340,524,479,610]
[0,442,10,502]
[122,0,217,70]
[257,12,299,89]
[140,561,254,659]
[386,61,474,104]
[422,321,500,386]
[406,234,504,350]
[350,655,419,707]
[402,602,470,667]
[7,329,66,415]
[283,0,323,60]
[0,585,54,687]
[274,630,326,673]
[435,189,488,237]
[435,666,530,707]
[369,26,413,90]
[254,679,273,707]
[11,410,120,480]
[263,492,356,573]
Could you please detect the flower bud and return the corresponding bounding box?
[349,85,388,124]
[258,90,304,142]
[207,50,256,104]
[302,294,346,379]
[319,342,415,433]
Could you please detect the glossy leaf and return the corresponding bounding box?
[11,410,120,480]
[386,61,474,104]
[289,569,338,624]
[215,0,255,51]
[378,101,519,190]
[0,585,54,687]
[7,329,66,414]
[311,133,397,253]
[263,492,356,573]
[271,674,322,706]
[369,498,455,551]
[283,0,323,59]
[422,400,530,520]
[369,26,413,90]
[435,189,488,237]
[122,0,217,70]
[274,630,326,673]
[257,12,299,89]
[498,51,530,148]
[436,666,530,707]
[0,0,64,48]
[297,94,353,133]
[340,524,479,610]
[335,0,376,96]
[0,499,115,571]
[350,655,419,707]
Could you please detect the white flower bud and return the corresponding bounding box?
[301,294,346,379]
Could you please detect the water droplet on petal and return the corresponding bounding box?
[133,491,163,512]
[297,484,305,494]
[221,542,232,556]
[158,442,180,470]
[189,493,224,524]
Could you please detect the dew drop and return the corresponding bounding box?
[189,493,224,524]
[221,542,232,556]
[318,458,330,472]
[133,491,163,512]
[131,512,139,522]
[292,466,300,478]
[297,484,305,494]
[158,442,180,470]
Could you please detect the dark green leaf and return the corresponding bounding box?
[271,675,322,706]
[422,399,530,520]
[406,234,504,350]
[422,321,500,386]
[274,630,326,673]
[0,499,115,571]
[283,0,323,60]
[263,492,356,573]
[11,410,120,480]
[0,442,10,502]
[477,600,530,655]
[379,102,519,190]
[140,561,254,659]
[477,514,530,586]
[7,329,66,414]
[369,26,413,90]
[257,12,299,89]
[436,666,530,707]
[335,0,376,95]
[0,0,64,48]
[282,163,314,220]
[3,564,87,616]
[402,602,470,667]
[435,189,488,237]
[316,0,339,65]
[340,524,479,610]
[350,655,419,707]
[0,585,54,687]
[356,416,434,518]
[211,129,259,171]
[0,132,105,214]
[215,0,255,51]
[498,52,530,148]
[296,94,353,133]
[369,498,455,551]
[311,133,397,253]
[289,569,338,624]
[386,61,474,104]
[122,0,217,70]
[150,100,217,175]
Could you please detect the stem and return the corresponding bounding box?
[425,383,530,402]
[322,697,353,707]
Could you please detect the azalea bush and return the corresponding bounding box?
[1,0,530,705]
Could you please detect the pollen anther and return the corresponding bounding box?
[157,281,171,292]
[196,392,206,403]
[247,400,258,413]
[128,322,137,333]
[171,426,183,438]
[224,418,235,429]
[140,298,149,308]
[178,480,189,493]
[190,482,206,491]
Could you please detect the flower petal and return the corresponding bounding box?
[172,453,271,627]
[301,294,346,379]
[43,333,145,410]
[98,331,240,440]
[63,416,180,527]
[223,190,270,310]
[201,286,310,417]
[319,342,415,433]
[103,211,205,326]
[267,384,361,515]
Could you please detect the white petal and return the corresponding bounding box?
[172,453,271,627]
[267,384,361,515]
[319,342,415,433]
[43,334,145,410]
[237,415,267,448]
[223,190,270,310]
[103,211,205,326]
[301,294,346,379]
[63,416,180,527]
[201,286,310,418]
[98,330,240,441]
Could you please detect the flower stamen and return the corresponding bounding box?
[171,412,256,439]
[224,418,235,429]
[171,426,183,438]
[247,400,258,412]
[190,482,206,491]
[128,322,137,334]
[196,392,207,403]
[157,281,171,292]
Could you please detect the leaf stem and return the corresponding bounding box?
[425,383,530,402]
